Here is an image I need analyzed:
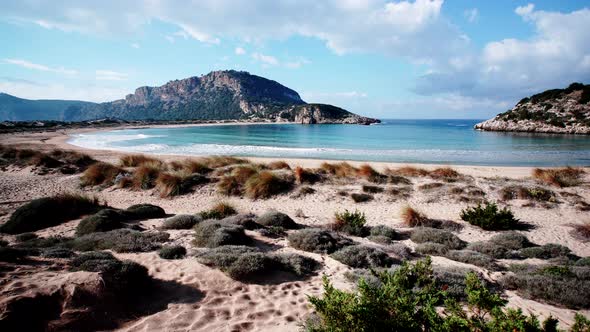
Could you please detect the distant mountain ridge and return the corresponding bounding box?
[475,83,590,134]
[0,70,379,125]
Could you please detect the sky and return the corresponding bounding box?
[1,0,590,119]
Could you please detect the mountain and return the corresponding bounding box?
[0,93,94,121]
[475,83,590,135]
[0,71,379,125]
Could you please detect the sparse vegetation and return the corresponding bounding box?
[501,185,556,202]
[415,242,449,255]
[256,211,298,229]
[75,209,127,235]
[351,193,373,203]
[460,203,520,230]
[244,171,293,199]
[533,167,585,187]
[0,194,103,234]
[69,229,169,252]
[331,245,396,268]
[410,227,465,249]
[333,209,367,236]
[193,220,250,248]
[198,202,237,220]
[80,162,122,186]
[362,185,383,193]
[570,222,590,241]
[161,214,201,230]
[288,228,352,254]
[158,245,186,259]
[126,204,166,219]
[518,243,572,259]
[445,249,497,269]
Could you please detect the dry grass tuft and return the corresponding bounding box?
[245,171,293,199]
[294,166,322,184]
[132,163,163,189]
[400,206,428,227]
[429,167,460,180]
[532,167,585,187]
[155,172,185,198]
[390,166,429,177]
[321,162,358,178]
[202,156,249,168]
[81,162,122,186]
[267,161,291,170]
[170,159,212,174]
[119,154,162,167]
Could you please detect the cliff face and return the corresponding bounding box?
[475,83,590,135]
[0,70,379,125]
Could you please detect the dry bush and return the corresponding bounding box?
[415,242,449,255]
[570,222,590,241]
[294,166,322,184]
[389,166,429,177]
[362,185,384,194]
[357,164,386,182]
[418,182,445,191]
[321,162,358,178]
[351,193,373,203]
[533,167,585,187]
[199,202,238,220]
[132,163,163,189]
[267,160,291,170]
[69,229,169,252]
[429,167,460,180]
[155,172,207,198]
[202,156,249,168]
[81,162,122,186]
[288,228,353,254]
[410,228,465,250]
[116,176,133,189]
[331,245,397,268]
[170,159,212,174]
[387,186,413,200]
[400,206,428,227]
[193,220,250,247]
[245,171,293,199]
[119,154,162,167]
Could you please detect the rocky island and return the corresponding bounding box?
[475,83,590,134]
[0,70,379,125]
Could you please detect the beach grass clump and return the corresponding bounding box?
[415,242,450,255]
[198,202,237,220]
[331,245,397,268]
[460,203,519,231]
[362,185,384,194]
[69,229,169,253]
[321,162,358,178]
[288,228,352,254]
[155,171,207,197]
[132,163,163,189]
[81,162,122,186]
[532,167,585,187]
[294,186,316,197]
[429,167,461,181]
[410,227,465,250]
[518,243,572,260]
[351,193,373,203]
[125,204,166,220]
[49,149,96,168]
[357,164,386,183]
[160,214,201,230]
[445,249,497,269]
[75,209,128,236]
[389,166,429,177]
[0,194,103,234]
[170,159,212,174]
[418,182,445,191]
[293,166,322,184]
[244,171,293,199]
[202,156,249,168]
[267,160,291,170]
[193,220,250,248]
[570,222,590,241]
[158,245,186,259]
[119,154,162,167]
[256,211,298,229]
[400,206,428,227]
[333,209,368,236]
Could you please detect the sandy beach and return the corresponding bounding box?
[1,125,589,331]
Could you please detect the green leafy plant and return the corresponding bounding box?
[460,203,519,230]
[333,209,367,236]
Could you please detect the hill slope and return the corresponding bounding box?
[475,83,590,134]
[0,93,95,121]
[0,71,379,125]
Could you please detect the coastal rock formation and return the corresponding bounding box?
[0,70,379,125]
[475,83,590,134]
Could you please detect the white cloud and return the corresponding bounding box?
[3,58,78,75]
[303,91,368,99]
[131,43,140,48]
[95,70,128,81]
[251,52,279,66]
[464,8,478,23]
[234,47,246,55]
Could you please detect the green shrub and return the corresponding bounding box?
[193,220,250,248]
[369,225,398,240]
[351,193,373,203]
[333,209,368,236]
[433,266,478,300]
[410,227,465,249]
[161,214,201,230]
[576,257,590,266]
[220,213,260,230]
[331,245,396,268]
[307,258,556,331]
[158,245,186,259]
[69,229,169,252]
[415,242,449,255]
[256,211,298,229]
[125,204,166,219]
[489,231,532,250]
[198,202,237,220]
[42,248,75,258]
[258,226,287,238]
[466,241,511,259]
[572,313,590,332]
[271,253,320,277]
[519,243,572,259]
[445,250,497,269]
[0,194,102,234]
[460,203,520,230]
[288,229,352,254]
[75,209,127,235]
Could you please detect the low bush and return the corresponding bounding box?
[244,171,293,199]
[387,175,412,185]
[362,185,383,193]
[155,172,207,197]
[119,154,161,167]
[193,220,250,248]
[415,242,450,255]
[519,243,572,259]
[357,164,386,183]
[69,229,169,252]
[158,245,186,259]
[198,202,237,220]
[161,214,201,230]
[466,241,511,259]
[576,257,590,266]
[256,211,298,229]
[70,251,150,292]
[75,209,127,235]
[220,213,260,230]
[351,193,373,203]
[501,186,556,202]
[307,258,560,331]
[271,253,320,277]
[445,249,497,269]
[387,186,413,200]
[460,203,520,230]
[294,166,322,184]
[42,248,75,258]
[369,225,398,241]
[80,162,122,186]
[410,227,465,249]
[331,245,396,268]
[391,244,413,260]
[333,209,368,236]
[258,226,287,238]
[126,204,166,219]
[433,266,478,300]
[533,167,585,187]
[288,228,352,254]
[489,231,532,250]
[1,194,103,234]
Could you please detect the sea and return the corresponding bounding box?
[68,120,590,166]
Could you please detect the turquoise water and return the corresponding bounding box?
[69,120,590,166]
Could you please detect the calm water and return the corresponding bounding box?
[69,120,590,166]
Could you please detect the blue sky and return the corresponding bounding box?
[1,0,589,119]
